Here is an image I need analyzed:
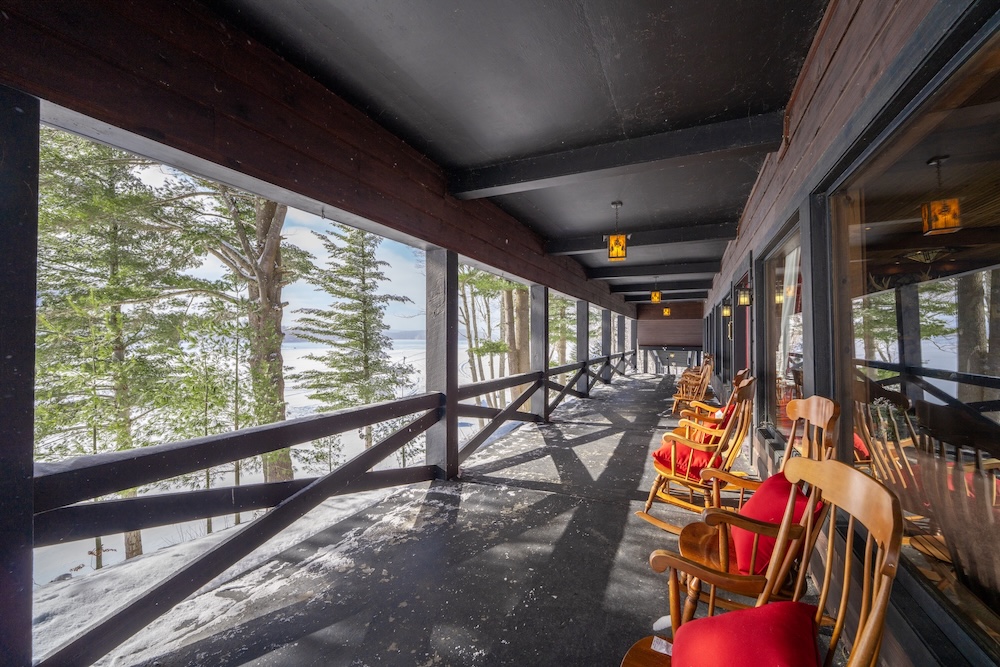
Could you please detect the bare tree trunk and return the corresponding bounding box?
[502,288,515,405]
[94,536,104,570]
[514,288,530,372]
[957,273,987,404]
[244,198,293,482]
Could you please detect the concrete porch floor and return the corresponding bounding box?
[124,373,735,666]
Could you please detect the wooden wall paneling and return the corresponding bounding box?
[0,1,633,316]
[709,0,940,304]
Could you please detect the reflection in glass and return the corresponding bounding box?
[766,236,803,438]
[833,32,1000,655]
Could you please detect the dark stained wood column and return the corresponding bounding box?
[425,249,458,478]
[530,284,549,420]
[616,314,625,364]
[0,84,38,665]
[630,318,638,369]
[576,300,589,396]
[601,310,612,383]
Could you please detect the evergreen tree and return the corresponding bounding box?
[291,224,415,459]
[35,128,209,561]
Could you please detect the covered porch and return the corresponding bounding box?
[3,1,1000,665]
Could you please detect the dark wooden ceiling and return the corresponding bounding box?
[211,0,828,304]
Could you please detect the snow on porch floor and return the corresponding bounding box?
[41,372,747,666]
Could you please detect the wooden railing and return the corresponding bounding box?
[34,350,636,665]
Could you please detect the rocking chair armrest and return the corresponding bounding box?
[981,458,1000,471]
[648,549,767,597]
[700,508,805,541]
[675,420,725,439]
[679,408,723,424]
[661,432,724,453]
[699,468,762,492]
[688,400,722,414]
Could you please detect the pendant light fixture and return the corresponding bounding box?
[650,275,661,303]
[921,155,961,235]
[607,201,627,261]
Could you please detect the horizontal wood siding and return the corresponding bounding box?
[708,0,938,302]
[636,303,703,347]
[0,0,634,316]
[637,320,702,347]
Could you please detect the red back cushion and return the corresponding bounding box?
[672,601,820,667]
[653,441,722,481]
[853,432,870,458]
[731,473,819,575]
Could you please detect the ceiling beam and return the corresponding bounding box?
[546,221,737,256]
[625,291,707,302]
[449,111,784,199]
[586,260,721,279]
[609,280,714,294]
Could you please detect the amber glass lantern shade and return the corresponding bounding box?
[921,198,961,235]
[608,234,627,261]
[650,290,661,303]
[662,306,671,316]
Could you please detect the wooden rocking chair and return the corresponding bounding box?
[677,369,750,426]
[659,395,839,621]
[671,357,714,414]
[638,378,755,534]
[622,457,903,667]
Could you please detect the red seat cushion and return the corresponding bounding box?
[731,473,819,575]
[672,601,820,667]
[853,432,870,458]
[653,440,723,482]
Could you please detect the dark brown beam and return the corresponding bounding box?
[625,291,707,302]
[863,227,1000,253]
[449,111,784,199]
[586,260,721,279]
[0,84,38,667]
[546,221,736,256]
[0,1,635,317]
[609,280,714,294]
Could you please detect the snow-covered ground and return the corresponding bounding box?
[32,336,532,662]
[32,488,389,663]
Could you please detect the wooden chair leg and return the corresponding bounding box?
[645,476,665,513]
[683,575,702,624]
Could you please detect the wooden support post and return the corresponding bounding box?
[425,248,459,478]
[576,300,589,396]
[530,284,549,419]
[0,84,38,666]
[630,318,638,369]
[601,309,612,383]
[616,314,625,371]
[896,284,924,405]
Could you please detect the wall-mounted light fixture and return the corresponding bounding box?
[774,288,784,305]
[736,287,752,307]
[662,306,671,317]
[721,302,732,318]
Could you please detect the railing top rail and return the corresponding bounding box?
[35,392,443,512]
[456,370,544,401]
[854,359,1000,391]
